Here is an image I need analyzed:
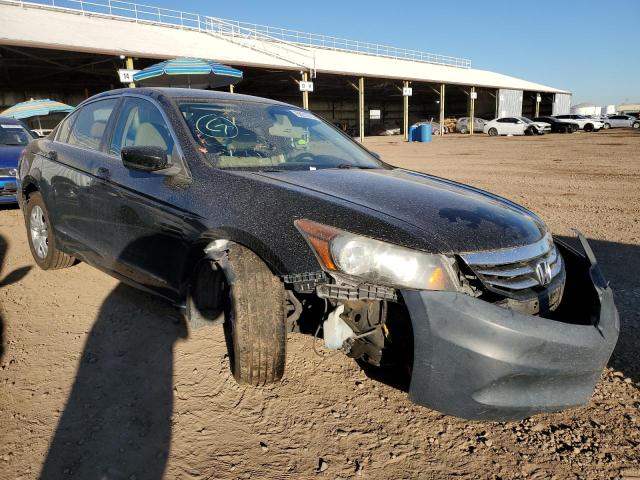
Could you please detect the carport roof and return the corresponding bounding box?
[0,2,571,94]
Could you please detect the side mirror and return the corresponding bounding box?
[121,146,168,172]
[370,151,382,160]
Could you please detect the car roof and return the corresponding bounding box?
[86,87,291,108]
[0,116,28,125]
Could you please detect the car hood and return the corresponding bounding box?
[254,168,545,254]
[0,146,24,168]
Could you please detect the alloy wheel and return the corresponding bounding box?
[29,205,48,259]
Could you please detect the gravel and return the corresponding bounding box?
[0,129,638,479]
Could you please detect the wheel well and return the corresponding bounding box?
[22,182,38,201]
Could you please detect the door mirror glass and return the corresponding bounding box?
[121,145,168,172]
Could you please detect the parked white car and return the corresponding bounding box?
[483,117,543,136]
[602,115,640,130]
[553,115,604,132]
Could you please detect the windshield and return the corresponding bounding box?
[0,123,32,146]
[179,101,382,171]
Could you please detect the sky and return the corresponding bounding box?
[149,0,639,105]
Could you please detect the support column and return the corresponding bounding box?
[535,93,540,118]
[302,71,309,110]
[126,57,135,88]
[229,84,235,93]
[469,86,476,136]
[439,83,445,136]
[403,80,409,141]
[358,77,365,143]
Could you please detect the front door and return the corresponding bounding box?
[88,96,196,300]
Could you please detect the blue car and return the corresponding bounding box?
[0,117,37,204]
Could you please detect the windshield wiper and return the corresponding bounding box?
[335,163,377,169]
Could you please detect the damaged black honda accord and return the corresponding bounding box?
[18,88,618,420]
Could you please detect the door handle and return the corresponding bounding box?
[95,167,111,181]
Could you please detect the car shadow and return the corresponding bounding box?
[0,233,32,360]
[39,283,187,480]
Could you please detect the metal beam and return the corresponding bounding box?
[302,71,309,110]
[439,83,445,136]
[358,77,365,143]
[403,80,409,141]
[126,57,135,88]
[469,86,476,136]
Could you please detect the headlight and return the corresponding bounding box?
[9,168,17,177]
[295,219,460,291]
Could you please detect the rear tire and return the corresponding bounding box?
[223,244,286,386]
[25,192,74,270]
[603,123,611,129]
[488,128,498,137]
[633,122,640,129]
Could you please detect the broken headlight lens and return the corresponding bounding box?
[295,219,460,291]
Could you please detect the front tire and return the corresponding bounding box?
[459,126,468,134]
[25,192,74,270]
[488,127,498,137]
[584,123,594,132]
[223,244,286,386]
[633,122,640,129]
[603,123,611,129]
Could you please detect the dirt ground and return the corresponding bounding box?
[1,129,639,480]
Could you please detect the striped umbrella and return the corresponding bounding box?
[133,57,243,89]
[1,99,73,120]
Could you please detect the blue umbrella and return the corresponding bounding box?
[133,57,243,89]
[1,99,73,120]
[1,99,74,135]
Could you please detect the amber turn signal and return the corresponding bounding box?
[294,219,341,271]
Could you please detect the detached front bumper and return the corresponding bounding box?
[402,235,619,421]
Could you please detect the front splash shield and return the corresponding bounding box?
[401,235,619,421]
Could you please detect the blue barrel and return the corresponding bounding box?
[418,124,432,142]
[409,125,418,142]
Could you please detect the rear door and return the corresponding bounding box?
[44,98,120,261]
[88,95,196,300]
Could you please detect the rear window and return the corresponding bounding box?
[66,99,118,151]
[0,123,32,147]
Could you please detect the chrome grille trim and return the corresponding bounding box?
[460,233,553,267]
[460,234,563,292]
[0,168,17,177]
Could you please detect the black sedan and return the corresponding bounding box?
[18,88,618,420]
[534,116,579,133]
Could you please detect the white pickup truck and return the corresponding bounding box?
[552,114,604,132]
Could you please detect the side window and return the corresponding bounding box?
[497,118,509,123]
[55,111,78,143]
[67,99,118,151]
[109,97,176,162]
